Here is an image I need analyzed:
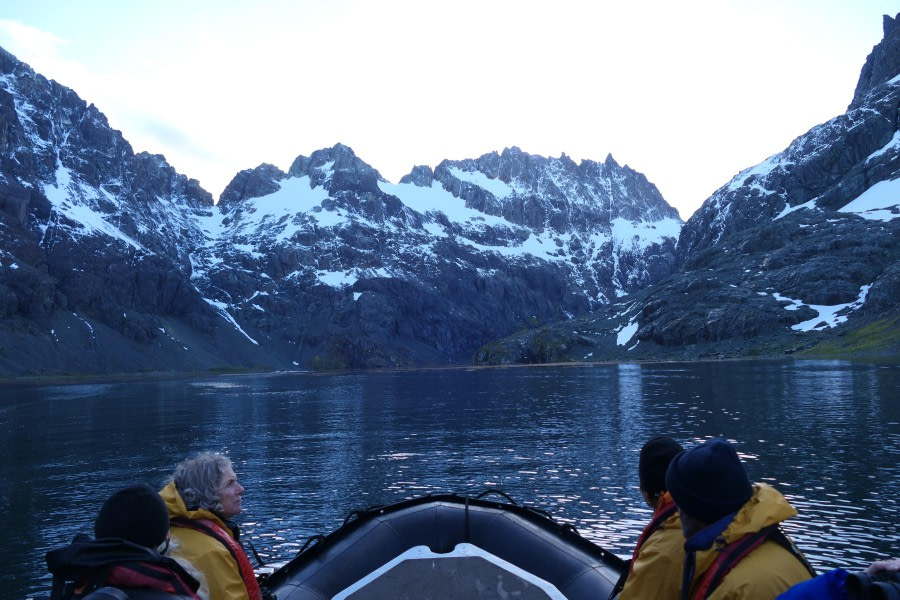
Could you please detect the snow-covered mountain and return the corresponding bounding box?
[189,144,680,368]
[2,11,897,376]
[0,46,680,374]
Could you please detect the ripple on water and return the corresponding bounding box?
[9,363,900,600]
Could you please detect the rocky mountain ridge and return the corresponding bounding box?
[0,45,682,375]
[1,13,898,377]
[189,143,682,369]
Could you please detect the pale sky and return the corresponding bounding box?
[0,1,895,219]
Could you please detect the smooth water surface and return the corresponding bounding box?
[2,360,898,599]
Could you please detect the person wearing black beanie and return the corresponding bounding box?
[95,483,171,551]
[664,438,815,600]
[46,483,203,599]
[618,436,685,600]
[638,436,685,508]
[665,438,752,529]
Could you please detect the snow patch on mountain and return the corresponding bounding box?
[617,320,639,346]
[724,155,793,196]
[379,180,680,263]
[867,130,900,164]
[773,284,871,331]
[775,199,819,220]
[200,175,331,244]
[447,166,522,198]
[41,163,145,250]
[838,177,900,221]
[203,298,259,344]
[379,179,517,236]
[612,217,682,249]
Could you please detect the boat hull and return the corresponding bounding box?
[261,493,626,599]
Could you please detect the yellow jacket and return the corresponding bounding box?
[619,491,684,600]
[160,481,251,600]
[683,483,813,600]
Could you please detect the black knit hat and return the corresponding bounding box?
[94,483,169,549]
[665,438,753,523]
[639,436,685,496]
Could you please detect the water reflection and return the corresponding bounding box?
[2,361,898,599]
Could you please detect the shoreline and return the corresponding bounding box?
[2,353,897,387]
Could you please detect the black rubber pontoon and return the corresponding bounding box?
[261,491,627,600]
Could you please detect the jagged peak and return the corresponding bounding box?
[432,147,668,198]
[436,147,593,178]
[218,162,286,207]
[0,45,33,78]
[287,143,385,182]
[134,151,171,167]
[554,153,578,169]
[850,12,900,109]
[398,165,435,187]
[313,142,358,164]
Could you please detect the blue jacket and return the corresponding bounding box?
[776,568,848,599]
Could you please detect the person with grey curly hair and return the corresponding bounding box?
[160,452,262,600]
[171,452,242,518]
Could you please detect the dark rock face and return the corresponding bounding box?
[676,98,899,266]
[0,47,681,375]
[218,163,285,208]
[852,14,900,108]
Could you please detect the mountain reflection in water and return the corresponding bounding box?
[3,360,897,600]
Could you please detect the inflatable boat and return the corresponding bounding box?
[259,490,628,599]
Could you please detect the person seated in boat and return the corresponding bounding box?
[160,452,263,600]
[618,436,685,600]
[665,438,816,600]
[45,483,204,599]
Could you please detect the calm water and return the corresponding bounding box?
[2,360,898,599]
